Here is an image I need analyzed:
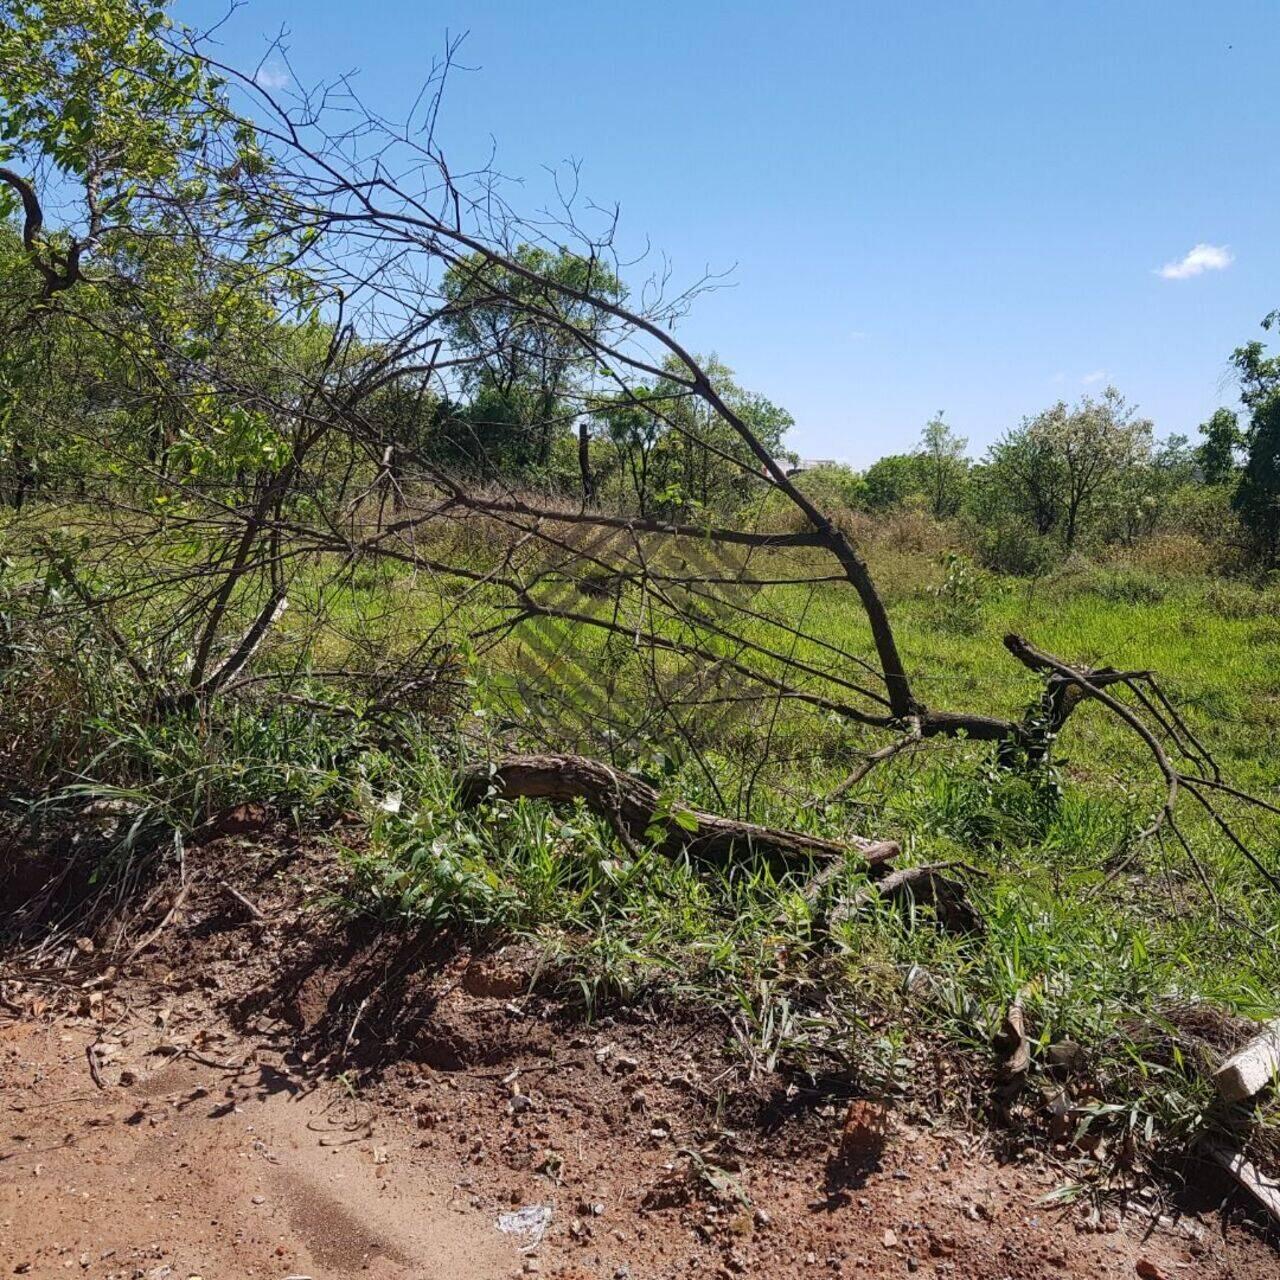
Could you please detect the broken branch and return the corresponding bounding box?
[458,752,899,867]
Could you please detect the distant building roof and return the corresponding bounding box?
[780,457,839,476]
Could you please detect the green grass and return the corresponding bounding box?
[307,550,1277,1171]
[4,520,1279,1181]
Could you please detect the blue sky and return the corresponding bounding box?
[180,1,1280,465]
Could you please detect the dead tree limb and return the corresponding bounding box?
[828,863,983,935]
[1004,633,1181,839]
[1005,633,1280,893]
[458,753,900,867]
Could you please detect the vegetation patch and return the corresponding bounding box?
[2,0,1279,1226]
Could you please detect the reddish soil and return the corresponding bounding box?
[2,829,1277,1279]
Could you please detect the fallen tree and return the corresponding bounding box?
[0,0,1275,901]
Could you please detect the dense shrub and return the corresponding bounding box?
[1205,577,1280,619]
[973,519,1059,576]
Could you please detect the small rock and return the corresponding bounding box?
[496,1203,552,1248]
[929,1232,956,1257]
[1046,1039,1083,1073]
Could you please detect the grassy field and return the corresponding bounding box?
[4,517,1279,1182]
[323,542,1280,1175]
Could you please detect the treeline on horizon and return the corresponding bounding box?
[775,371,1277,576]
[1,0,1277,583]
[4,214,1278,581]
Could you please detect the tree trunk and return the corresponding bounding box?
[578,420,593,504]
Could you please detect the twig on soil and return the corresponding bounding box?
[219,879,267,921]
[343,995,370,1059]
[123,882,192,967]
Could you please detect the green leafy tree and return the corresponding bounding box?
[918,413,969,518]
[983,414,1064,536]
[1230,313,1280,566]
[1196,408,1244,485]
[985,388,1152,549]
[0,0,347,720]
[0,0,269,309]
[861,453,924,511]
[440,245,624,473]
[0,0,313,505]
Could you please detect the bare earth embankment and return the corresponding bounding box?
[3,827,1277,1280]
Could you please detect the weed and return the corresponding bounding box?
[930,552,988,634]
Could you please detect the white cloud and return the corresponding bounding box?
[1157,243,1233,280]
[255,64,290,91]
[1082,369,1106,385]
